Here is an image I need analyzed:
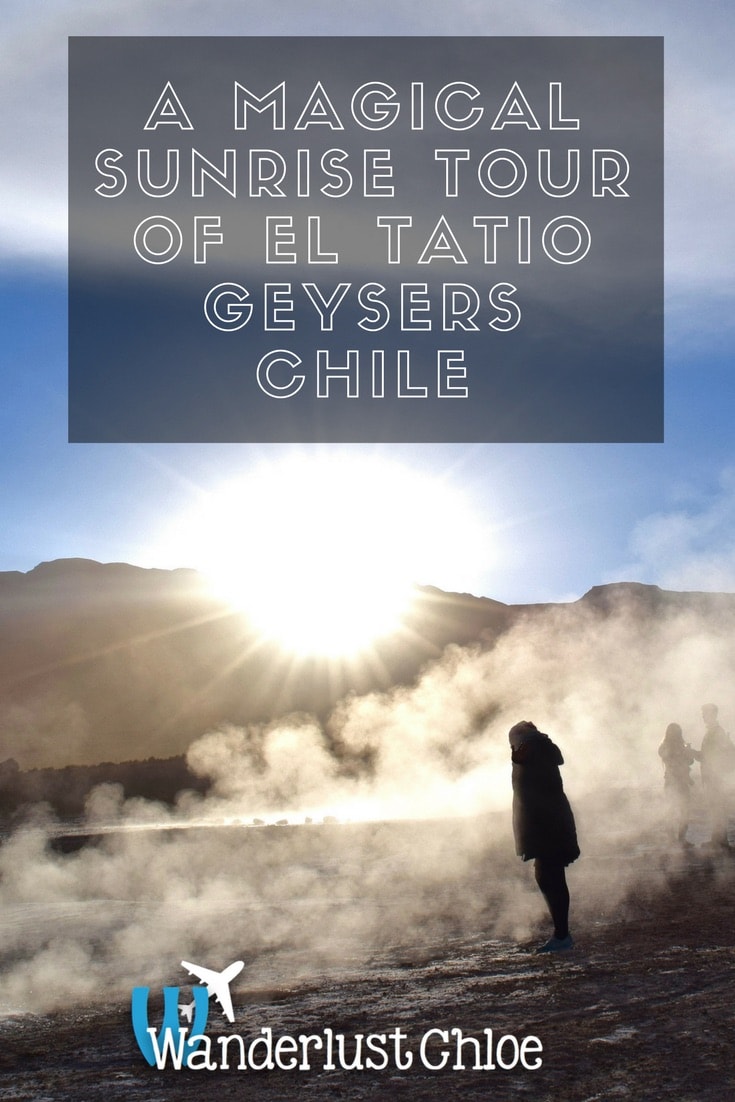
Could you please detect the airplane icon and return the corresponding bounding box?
[181,959,245,1023]
[178,1000,195,1023]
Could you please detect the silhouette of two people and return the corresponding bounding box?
[660,704,735,849]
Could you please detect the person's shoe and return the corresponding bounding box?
[535,934,574,953]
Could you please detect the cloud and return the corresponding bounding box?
[621,468,735,592]
[2,0,735,329]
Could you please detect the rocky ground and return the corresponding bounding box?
[1,833,733,1102]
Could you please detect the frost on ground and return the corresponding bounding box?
[0,817,734,1101]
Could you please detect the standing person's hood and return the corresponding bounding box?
[509,721,563,766]
[508,721,544,750]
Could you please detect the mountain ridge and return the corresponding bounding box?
[1,558,733,769]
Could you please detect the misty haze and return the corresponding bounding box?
[1,559,734,1099]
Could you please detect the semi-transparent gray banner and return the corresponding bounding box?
[68,36,663,442]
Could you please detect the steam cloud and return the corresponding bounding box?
[2,594,733,1015]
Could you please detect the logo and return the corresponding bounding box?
[131,958,544,1074]
[131,959,244,1068]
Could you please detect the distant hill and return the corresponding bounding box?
[1,558,734,769]
[0,559,510,768]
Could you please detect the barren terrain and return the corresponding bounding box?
[1,817,733,1101]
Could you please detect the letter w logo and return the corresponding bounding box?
[131,985,209,1068]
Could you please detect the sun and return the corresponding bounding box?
[161,452,487,657]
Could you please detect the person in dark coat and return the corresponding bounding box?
[658,722,695,843]
[509,720,580,953]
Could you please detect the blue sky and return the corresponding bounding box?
[1,1,735,604]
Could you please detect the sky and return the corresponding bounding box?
[2,0,735,606]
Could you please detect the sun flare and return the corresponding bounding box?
[163,453,487,657]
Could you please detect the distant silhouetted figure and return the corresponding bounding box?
[509,720,580,953]
[694,704,735,849]
[658,723,695,843]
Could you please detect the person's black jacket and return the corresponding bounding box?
[511,731,580,865]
